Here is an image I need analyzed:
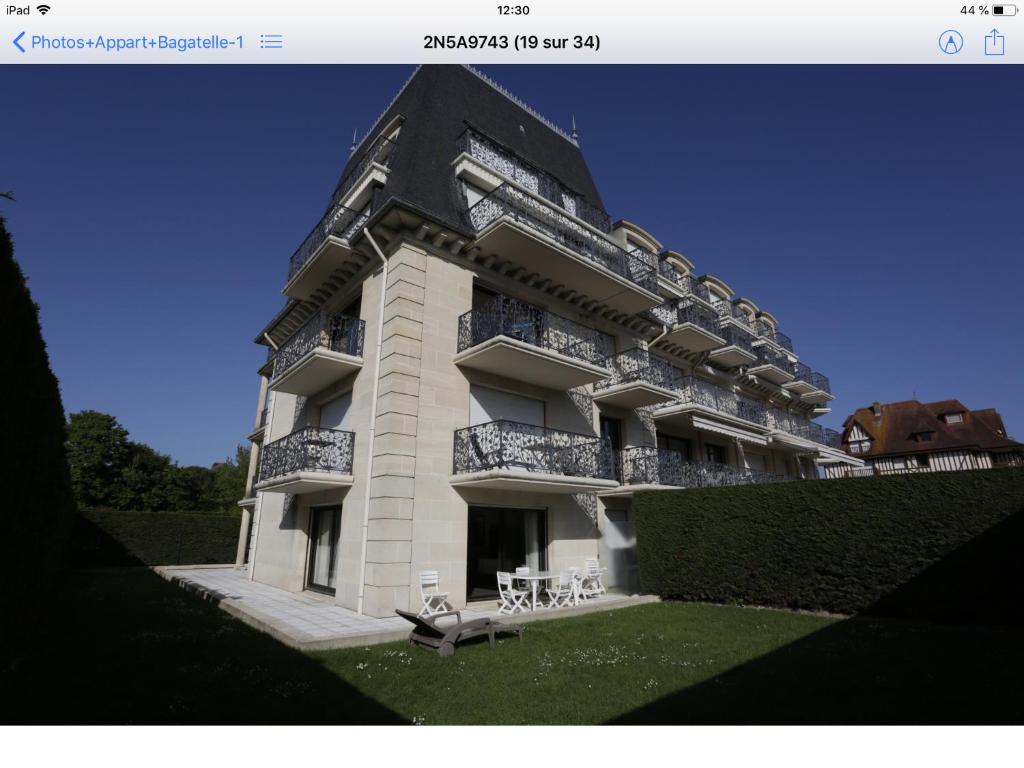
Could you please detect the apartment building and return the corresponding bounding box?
[827,399,1024,477]
[235,65,861,616]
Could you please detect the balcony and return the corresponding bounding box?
[747,345,795,385]
[767,407,842,450]
[806,372,833,404]
[783,362,833,403]
[755,320,795,354]
[605,446,783,495]
[255,427,355,495]
[648,298,725,353]
[716,301,754,331]
[451,420,618,493]
[593,348,679,409]
[655,375,770,446]
[708,325,757,368]
[284,204,371,301]
[459,128,612,233]
[465,184,660,315]
[455,293,612,390]
[270,311,364,396]
[333,135,397,210]
[246,407,269,443]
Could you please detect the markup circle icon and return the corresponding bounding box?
[939,30,964,55]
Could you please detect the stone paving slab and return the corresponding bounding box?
[155,565,659,651]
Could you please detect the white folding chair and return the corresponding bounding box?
[545,570,575,608]
[514,565,530,591]
[581,558,607,598]
[497,571,530,615]
[418,570,451,617]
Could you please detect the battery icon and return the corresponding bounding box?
[993,4,1017,15]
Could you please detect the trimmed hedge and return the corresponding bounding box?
[0,212,76,669]
[634,468,1024,625]
[70,509,242,567]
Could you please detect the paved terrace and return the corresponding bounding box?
[155,565,658,651]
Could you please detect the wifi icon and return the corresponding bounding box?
[36,4,51,14]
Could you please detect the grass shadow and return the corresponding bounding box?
[609,611,1024,724]
[0,568,404,724]
[613,509,1024,724]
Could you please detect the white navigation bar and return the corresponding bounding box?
[1,0,1021,64]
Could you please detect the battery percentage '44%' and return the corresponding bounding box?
[963,5,1018,14]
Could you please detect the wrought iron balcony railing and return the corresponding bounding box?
[457,292,614,364]
[453,420,615,480]
[767,406,800,434]
[271,311,365,382]
[331,135,397,206]
[715,302,753,330]
[792,361,813,385]
[466,184,658,294]
[647,297,720,334]
[681,274,712,303]
[657,257,684,287]
[675,375,768,427]
[752,345,791,371]
[595,348,679,393]
[287,204,370,282]
[617,446,783,488]
[754,320,794,353]
[716,324,755,354]
[460,128,612,233]
[810,371,832,395]
[258,427,355,482]
[767,407,841,448]
[791,361,831,393]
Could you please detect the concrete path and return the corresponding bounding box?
[155,565,658,651]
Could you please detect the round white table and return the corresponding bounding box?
[512,571,580,610]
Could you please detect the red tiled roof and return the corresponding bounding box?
[841,399,1022,458]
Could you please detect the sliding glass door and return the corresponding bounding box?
[466,506,547,601]
[307,506,341,595]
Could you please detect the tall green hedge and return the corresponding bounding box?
[0,212,76,671]
[70,509,242,567]
[634,468,1024,625]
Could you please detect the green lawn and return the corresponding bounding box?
[3,568,1023,724]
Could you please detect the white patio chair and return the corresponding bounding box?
[581,558,607,598]
[418,570,451,617]
[514,565,530,590]
[497,571,530,615]
[545,570,575,608]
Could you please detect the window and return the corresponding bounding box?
[943,412,964,424]
[657,434,692,461]
[599,416,622,453]
[892,456,907,470]
[914,431,935,442]
[848,439,870,454]
[705,443,725,464]
[916,454,930,468]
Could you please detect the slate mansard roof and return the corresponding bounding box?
[842,399,1023,459]
[330,64,606,232]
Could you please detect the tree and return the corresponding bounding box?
[210,445,251,511]
[114,441,176,510]
[1,199,76,668]
[66,411,132,508]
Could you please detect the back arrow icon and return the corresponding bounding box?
[13,31,26,53]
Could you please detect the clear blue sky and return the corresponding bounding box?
[2,65,1021,466]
